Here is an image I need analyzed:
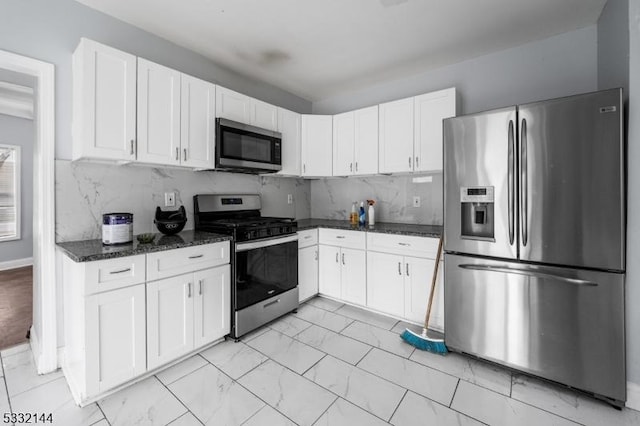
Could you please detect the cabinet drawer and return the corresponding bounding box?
[367,233,439,258]
[147,242,230,281]
[298,229,318,248]
[319,228,366,250]
[84,255,146,295]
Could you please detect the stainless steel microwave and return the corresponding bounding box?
[215,118,282,173]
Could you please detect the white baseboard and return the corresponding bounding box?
[0,257,33,271]
[627,381,640,411]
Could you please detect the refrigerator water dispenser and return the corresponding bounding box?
[460,187,494,240]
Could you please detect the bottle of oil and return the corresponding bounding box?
[349,202,358,226]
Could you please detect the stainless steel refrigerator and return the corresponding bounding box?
[443,88,625,406]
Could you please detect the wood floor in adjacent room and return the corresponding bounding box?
[0,266,32,350]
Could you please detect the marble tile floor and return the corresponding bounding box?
[1,296,639,426]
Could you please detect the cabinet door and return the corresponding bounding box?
[414,88,456,172]
[403,256,434,324]
[251,98,278,131]
[137,58,181,165]
[181,74,215,168]
[277,108,301,176]
[298,245,319,302]
[379,97,414,173]
[215,86,251,124]
[73,39,136,161]
[353,105,379,175]
[85,284,146,395]
[366,251,405,317]
[301,115,333,177]
[332,111,355,176]
[318,245,341,299]
[340,248,366,306]
[147,275,195,369]
[194,265,231,347]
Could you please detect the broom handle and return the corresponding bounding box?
[424,235,444,330]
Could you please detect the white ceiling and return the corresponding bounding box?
[75,0,607,102]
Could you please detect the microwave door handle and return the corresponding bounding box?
[508,119,515,246]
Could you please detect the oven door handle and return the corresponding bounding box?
[235,234,299,252]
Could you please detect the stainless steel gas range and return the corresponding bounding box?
[194,194,298,339]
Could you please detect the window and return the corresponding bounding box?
[0,144,20,241]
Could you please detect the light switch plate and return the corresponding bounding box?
[287,194,293,204]
[413,196,421,207]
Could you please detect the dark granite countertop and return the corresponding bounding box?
[57,230,232,262]
[296,219,442,238]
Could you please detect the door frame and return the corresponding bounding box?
[0,50,56,374]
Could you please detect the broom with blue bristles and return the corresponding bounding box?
[400,235,448,354]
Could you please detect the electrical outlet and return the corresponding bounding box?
[165,192,176,207]
[413,196,421,207]
[287,194,293,204]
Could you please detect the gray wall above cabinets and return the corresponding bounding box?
[312,25,598,115]
[0,0,312,160]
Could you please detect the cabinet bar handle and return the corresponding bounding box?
[176,147,179,160]
[409,157,412,168]
[350,163,353,172]
[398,262,402,275]
[303,164,306,173]
[183,148,187,162]
[398,242,410,246]
[188,254,204,259]
[336,236,346,239]
[110,268,131,275]
[314,250,318,260]
[355,162,358,172]
[130,140,135,155]
[188,282,192,298]
[342,253,345,265]
[198,279,202,295]
[406,263,410,276]
[336,252,339,263]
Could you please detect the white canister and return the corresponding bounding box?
[102,213,133,245]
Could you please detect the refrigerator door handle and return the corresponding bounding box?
[520,118,528,247]
[458,264,598,286]
[508,120,515,245]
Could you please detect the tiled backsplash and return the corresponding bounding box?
[310,173,443,225]
[55,160,311,242]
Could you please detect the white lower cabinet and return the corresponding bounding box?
[298,245,319,302]
[60,240,231,406]
[404,258,444,329]
[85,284,146,396]
[147,265,230,370]
[366,251,405,317]
[319,245,366,306]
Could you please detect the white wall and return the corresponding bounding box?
[0,0,312,160]
[313,26,598,115]
[0,114,33,263]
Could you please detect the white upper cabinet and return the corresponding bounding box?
[137,58,182,165]
[215,86,252,124]
[181,74,216,168]
[301,114,333,177]
[215,86,278,131]
[277,108,302,176]
[72,39,137,161]
[353,105,379,175]
[379,97,415,173]
[414,87,456,172]
[251,98,278,131]
[332,110,355,176]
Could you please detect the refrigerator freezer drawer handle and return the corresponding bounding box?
[508,120,515,245]
[458,264,598,286]
[520,118,528,247]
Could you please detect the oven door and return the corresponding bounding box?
[234,234,298,310]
